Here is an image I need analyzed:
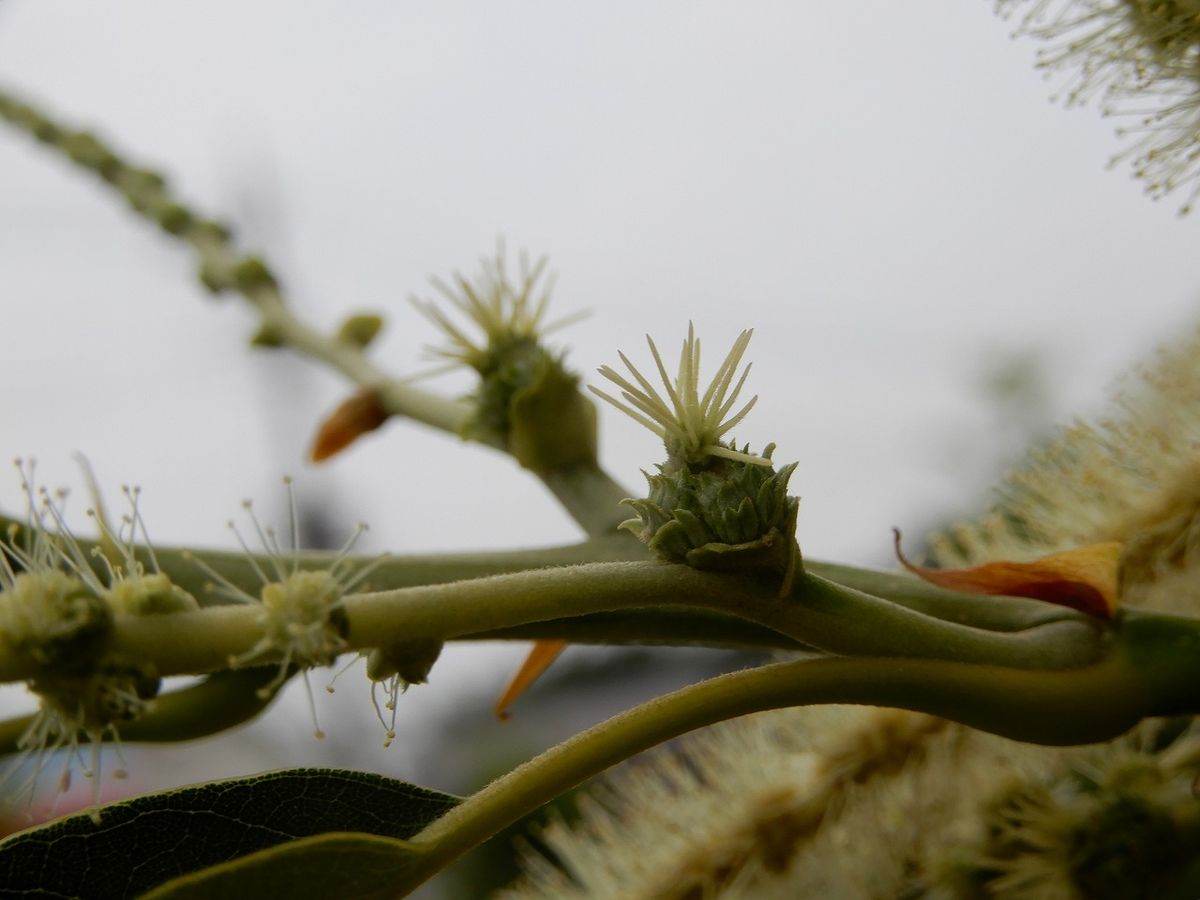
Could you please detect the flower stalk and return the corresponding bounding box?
[394,616,1200,894]
[0,561,1104,683]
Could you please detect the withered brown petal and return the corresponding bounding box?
[310,387,388,462]
[494,639,567,720]
[893,529,1121,619]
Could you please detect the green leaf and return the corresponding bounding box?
[0,768,459,900]
[140,832,424,900]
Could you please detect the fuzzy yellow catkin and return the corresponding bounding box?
[998,0,1200,212]
[929,323,1200,614]
[498,707,1071,899]
[500,706,1198,898]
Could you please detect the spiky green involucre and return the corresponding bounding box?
[622,442,800,585]
[412,246,597,472]
[468,337,598,472]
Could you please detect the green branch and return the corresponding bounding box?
[460,607,811,649]
[0,89,474,442]
[0,511,1083,637]
[0,515,642,604]
[0,561,1104,682]
[393,615,1200,893]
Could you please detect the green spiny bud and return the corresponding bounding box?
[233,255,279,293]
[192,219,233,245]
[250,321,285,348]
[336,313,385,349]
[463,339,597,471]
[156,202,194,236]
[62,131,121,181]
[31,119,61,144]
[507,349,598,472]
[464,334,542,441]
[592,325,801,588]
[413,245,596,470]
[623,442,800,586]
[120,167,167,208]
[197,260,236,294]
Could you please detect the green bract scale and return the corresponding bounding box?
[592,326,801,591]
[412,245,597,472]
[0,461,196,814]
[623,442,799,583]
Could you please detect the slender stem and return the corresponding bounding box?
[240,284,482,439]
[17,510,1086,635]
[396,648,1149,893]
[0,561,1103,682]
[0,510,1099,677]
[771,571,1102,665]
[0,511,1084,634]
[806,560,1084,630]
[155,534,641,605]
[349,564,1102,671]
[0,91,641,545]
[537,463,635,537]
[460,608,811,649]
[0,668,286,755]
[0,514,636,603]
[0,90,477,442]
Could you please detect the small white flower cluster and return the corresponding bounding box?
[358,640,442,749]
[0,460,194,814]
[187,477,381,739]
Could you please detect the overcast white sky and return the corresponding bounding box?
[1,1,1198,798]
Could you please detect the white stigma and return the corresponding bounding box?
[590,323,771,467]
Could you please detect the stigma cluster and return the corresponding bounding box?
[0,462,196,816]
